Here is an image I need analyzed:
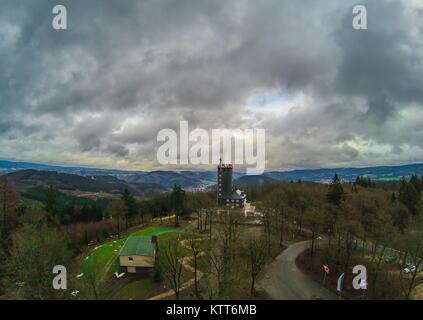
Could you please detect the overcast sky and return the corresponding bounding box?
[1,0,423,171]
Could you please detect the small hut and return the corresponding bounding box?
[119,236,156,274]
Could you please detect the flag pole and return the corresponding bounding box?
[322,264,330,284]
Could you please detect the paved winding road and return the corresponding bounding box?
[261,240,340,300]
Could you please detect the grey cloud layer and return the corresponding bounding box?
[0,0,422,170]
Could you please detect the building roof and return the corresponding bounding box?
[119,236,155,257]
[236,189,246,196]
[220,190,246,200]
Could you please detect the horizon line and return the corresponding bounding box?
[1,157,423,175]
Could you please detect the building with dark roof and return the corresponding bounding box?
[119,236,156,274]
[217,160,246,208]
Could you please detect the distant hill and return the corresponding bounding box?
[0,160,129,176]
[235,175,276,188]
[0,170,166,197]
[263,163,423,183]
[1,160,423,187]
[121,170,217,189]
[122,171,194,188]
[0,160,218,190]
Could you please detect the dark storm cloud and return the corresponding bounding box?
[320,0,423,158]
[336,1,423,103]
[0,0,423,169]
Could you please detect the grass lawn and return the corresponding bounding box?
[78,226,180,293]
[131,226,179,237]
[111,275,158,300]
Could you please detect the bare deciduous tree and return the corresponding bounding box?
[399,230,423,300]
[248,237,267,295]
[109,201,125,239]
[188,236,201,297]
[158,239,184,300]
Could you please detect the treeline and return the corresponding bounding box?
[109,185,215,234]
[397,176,423,215]
[409,174,423,192]
[42,186,106,224]
[42,184,215,245]
[37,183,214,228]
[355,176,376,188]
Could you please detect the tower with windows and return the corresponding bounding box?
[217,159,246,208]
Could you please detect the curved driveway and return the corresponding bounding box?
[261,240,340,300]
